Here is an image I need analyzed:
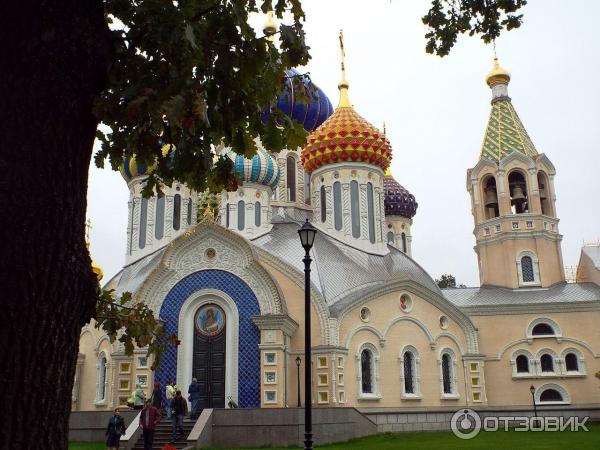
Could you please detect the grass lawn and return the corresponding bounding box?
[70,424,600,450]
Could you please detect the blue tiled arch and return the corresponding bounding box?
[155,269,261,407]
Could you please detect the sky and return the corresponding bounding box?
[87,0,600,287]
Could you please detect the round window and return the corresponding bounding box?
[360,307,371,322]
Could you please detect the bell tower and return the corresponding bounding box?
[467,58,565,288]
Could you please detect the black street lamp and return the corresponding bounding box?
[530,385,538,423]
[296,356,302,407]
[298,219,317,450]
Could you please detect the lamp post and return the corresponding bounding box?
[530,385,538,424]
[298,219,317,450]
[296,356,302,407]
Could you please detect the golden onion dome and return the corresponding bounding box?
[91,259,104,281]
[300,31,392,175]
[486,58,511,87]
[119,144,173,182]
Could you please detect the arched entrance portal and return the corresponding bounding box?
[193,303,226,408]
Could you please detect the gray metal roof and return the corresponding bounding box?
[103,248,166,298]
[442,282,600,307]
[582,245,600,270]
[253,222,442,312]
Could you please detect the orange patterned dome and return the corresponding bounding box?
[301,106,392,175]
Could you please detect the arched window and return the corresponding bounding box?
[442,354,452,394]
[129,201,135,255]
[565,353,579,372]
[537,172,552,216]
[508,171,529,214]
[387,231,395,244]
[173,194,181,230]
[304,172,311,205]
[286,155,296,202]
[540,389,563,402]
[440,350,457,397]
[403,351,415,394]
[254,201,261,227]
[155,196,165,240]
[320,186,326,223]
[540,354,554,373]
[521,256,534,282]
[516,355,529,373]
[360,349,373,394]
[138,197,148,249]
[401,232,407,253]
[350,181,360,238]
[367,183,375,243]
[532,323,555,336]
[96,353,107,402]
[187,198,193,226]
[225,204,230,228]
[333,182,342,231]
[237,200,245,230]
[482,175,499,219]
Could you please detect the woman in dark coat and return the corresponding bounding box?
[151,380,162,411]
[106,407,126,450]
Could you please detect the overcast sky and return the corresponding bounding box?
[87,0,600,287]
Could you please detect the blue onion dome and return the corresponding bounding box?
[261,68,334,132]
[224,147,281,189]
[119,144,172,182]
[384,170,418,218]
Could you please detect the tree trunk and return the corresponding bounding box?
[0,1,112,448]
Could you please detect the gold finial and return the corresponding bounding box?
[203,205,215,222]
[485,45,511,87]
[263,10,277,42]
[383,121,387,136]
[338,30,351,108]
[385,166,392,177]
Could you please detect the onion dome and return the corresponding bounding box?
[300,32,391,175]
[224,147,281,189]
[486,58,511,87]
[119,144,172,182]
[384,168,418,219]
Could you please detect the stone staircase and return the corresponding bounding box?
[132,417,196,450]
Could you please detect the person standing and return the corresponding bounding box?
[105,407,126,450]
[139,400,160,450]
[188,378,200,420]
[150,380,162,412]
[133,383,146,410]
[165,380,175,419]
[170,390,186,442]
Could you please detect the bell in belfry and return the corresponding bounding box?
[539,183,548,200]
[511,185,526,205]
[484,188,498,207]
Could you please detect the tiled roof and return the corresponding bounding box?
[480,97,538,163]
[442,282,600,307]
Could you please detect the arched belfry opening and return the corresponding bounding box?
[508,171,528,214]
[482,175,499,219]
[537,171,552,217]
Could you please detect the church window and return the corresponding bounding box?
[360,349,373,394]
[367,183,375,243]
[442,354,452,394]
[96,352,107,403]
[350,181,360,238]
[173,194,181,230]
[521,256,534,282]
[254,201,261,227]
[565,353,579,372]
[129,201,135,255]
[403,351,415,394]
[304,172,311,205]
[540,354,554,373]
[155,196,165,239]
[333,182,342,231]
[532,323,554,336]
[540,388,562,402]
[516,355,529,373]
[401,232,407,253]
[320,186,326,223]
[286,155,296,202]
[187,198,193,226]
[440,350,457,396]
[387,231,395,244]
[138,197,148,249]
[225,204,230,228]
[237,200,245,230]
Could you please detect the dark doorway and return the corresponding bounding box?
[193,304,226,409]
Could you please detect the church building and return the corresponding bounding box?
[73,26,600,413]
